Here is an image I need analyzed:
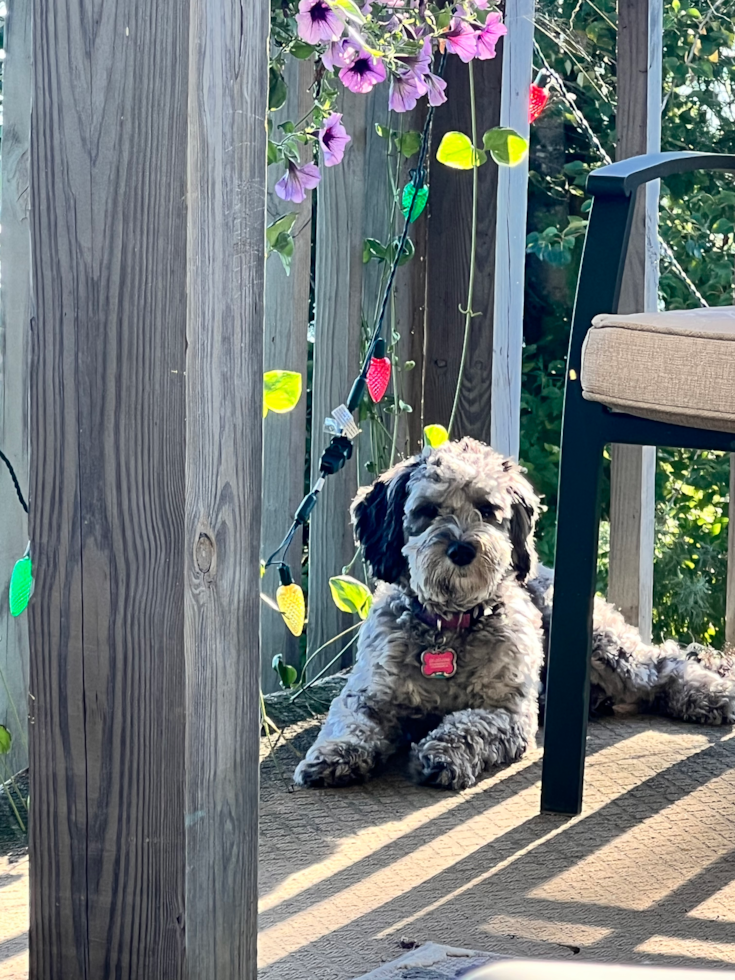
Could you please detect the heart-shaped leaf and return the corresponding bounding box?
[436,132,486,170]
[482,127,529,167]
[401,182,429,222]
[424,424,450,448]
[272,654,299,689]
[329,575,373,619]
[263,370,302,416]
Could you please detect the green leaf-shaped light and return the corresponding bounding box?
[0,724,11,756]
[329,575,373,620]
[436,132,486,170]
[263,370,303,417]
[482,127,529,167]
[423,424,449,448]
[9,552,32,617]
[401,182,429,223]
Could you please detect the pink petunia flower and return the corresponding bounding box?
[322,37,360,71]
[339,51,387,94]
[275,161,321,204]
[389,70,427,113]
[319,113,351,166]
[296,0,342,45]
[422,70,447,106]
[444,18,477,63]
[475,11,507,60]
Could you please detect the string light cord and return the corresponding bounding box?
[0,450,28,515]
[264,53,447,575]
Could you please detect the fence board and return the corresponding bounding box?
[607,0,662,642]
[0,0,31,777]
[261,58,313,693]
[423,54,502,441]
[308,90,369,671]
[491,0,534,459]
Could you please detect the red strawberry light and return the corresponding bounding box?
[366,338,391,403]
[529,82,549,124]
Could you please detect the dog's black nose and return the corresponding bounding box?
[446,541,476,566]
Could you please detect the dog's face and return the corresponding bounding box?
[352,438,539,612]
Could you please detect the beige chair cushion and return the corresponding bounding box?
[581,306,735,432]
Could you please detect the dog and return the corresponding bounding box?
[294,438,735,790]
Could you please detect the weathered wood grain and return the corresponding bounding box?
[261,58,313,693]
[29,0,264,976]
[184,0,265,974]
[423,53,503,441]
[0,0,31,777]
[308,90,368,670]
[607,0,662,641]
[491,0,534,459]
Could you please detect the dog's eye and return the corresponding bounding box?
[414,504,438,522]
[479,504,499,523]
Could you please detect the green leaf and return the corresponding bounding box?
[375,123,394,139]
[272,654,298,690]
[271,232,294,274]
[392,237,415,266]
[711,218,734,235]
[263,370,302,415]
[267,140,282,166]
[401,182,429,222]
[395,130,422,158]
[436,7,452,29]
[0,725,10,755]
[436,132,485,170]
[482,127,529,167]
[9,554,32,617]
[424,424,449,448]
[329,0,366,22]
[363,237,387,263]
[266,213,298,248]
[329,575,373,619]
[268,67,288,112]
[291,40,317,59]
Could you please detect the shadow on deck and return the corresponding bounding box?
[259,706,735,980]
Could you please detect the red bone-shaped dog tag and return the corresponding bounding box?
[421,649,457,678]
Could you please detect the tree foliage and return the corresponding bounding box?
[523,0,735,645]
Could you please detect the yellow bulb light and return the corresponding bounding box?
[277,582,305,637]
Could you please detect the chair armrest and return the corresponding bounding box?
[587,151,735,198]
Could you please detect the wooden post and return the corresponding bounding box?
[261,58,313,693]
[29,0,265,976]
[607,0,662,642]
[0,0,31,776]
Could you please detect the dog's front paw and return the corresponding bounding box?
[409,740,476,791]
[294,741,375,788]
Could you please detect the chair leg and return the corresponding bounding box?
[540,426,604,816]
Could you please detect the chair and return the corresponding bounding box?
[539,151,735,816]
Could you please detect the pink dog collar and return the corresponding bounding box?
[414,602,482,632]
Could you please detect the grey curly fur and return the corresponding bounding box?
[294,438,735,791]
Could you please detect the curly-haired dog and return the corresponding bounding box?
[294,438,735,790]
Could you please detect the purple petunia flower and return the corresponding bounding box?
[475,12,507,60]
[322,37,360,71]
[422,70,448,106]
[396,36,432,77]
[444,18,477,62]
[319,112,351,166]
[339,51,387,94]
[296,0,342,45]
[388,70,427,113]
[275,161,321,204]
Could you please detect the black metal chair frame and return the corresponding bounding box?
[540,151,735,817]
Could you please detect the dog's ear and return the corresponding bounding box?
[351,457,420,583]
[504,464,539,582]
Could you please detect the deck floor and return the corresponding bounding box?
[4,713,735,979]
[259,713,735,979]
